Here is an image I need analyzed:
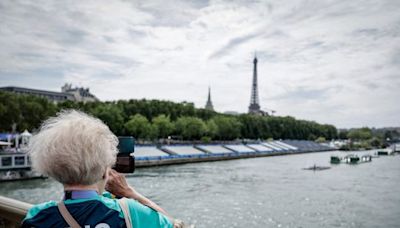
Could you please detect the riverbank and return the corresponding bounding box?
[134,140,334,167]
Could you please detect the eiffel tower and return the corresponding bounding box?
[248,55,262,114]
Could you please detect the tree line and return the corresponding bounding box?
[336,127,399,150]
[0,91,338,141]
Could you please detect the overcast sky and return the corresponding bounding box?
[0,0,399,128]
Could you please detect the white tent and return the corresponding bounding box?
[21,130,32,137]
[0,141,12,146]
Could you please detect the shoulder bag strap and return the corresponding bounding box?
[118,198,133,228]
[57,201,81,228]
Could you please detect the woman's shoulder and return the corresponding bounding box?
[25,200,58,220]
[99,193,147,215]
[98,193,124,213]
[99,194,173,228]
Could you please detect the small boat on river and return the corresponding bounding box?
[0,130,47,182]
[344,154,360,164]
[361,155,372,162]
[377,150,391,156]
[330,156,341,164]
[303,164,331,171]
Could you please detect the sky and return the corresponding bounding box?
[0,0,399,128]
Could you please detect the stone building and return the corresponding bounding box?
[0,84,99,103]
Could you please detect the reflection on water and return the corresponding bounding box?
[1,150,399,228]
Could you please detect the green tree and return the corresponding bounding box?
[124,114,152,140]
[0,91,341,141]
[347,127,372,140]
[152,114,174,139]
[205,119,218,139]
[338,130,348,139]
[0,92,57,132]
[175,117,207,140]
[91,104,125,135]
[369,137,382,148]
[212,116,241,140]
[239,115,267,139]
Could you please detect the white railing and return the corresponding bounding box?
[0,196,32,227]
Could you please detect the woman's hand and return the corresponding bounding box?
[105,169,136,198]
[106,169,172,218]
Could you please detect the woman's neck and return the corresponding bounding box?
[64,184,99,193]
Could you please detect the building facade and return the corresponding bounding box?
[61,83,98,102]
[0,84,99,103]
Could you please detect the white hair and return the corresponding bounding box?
[29,110,118,185]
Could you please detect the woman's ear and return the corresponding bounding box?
[103,168,110,180]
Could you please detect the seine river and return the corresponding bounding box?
[1,150,399,228]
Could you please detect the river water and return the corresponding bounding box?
[1,150,399,228]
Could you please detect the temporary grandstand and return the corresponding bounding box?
[223,144,256,153]
[274,141,298,150]
[132,140,334,167]
[134,146,170,160]
[261,142,284,151]
[267,141,290,150]
[162,145,205,155]
[282,140,332,152]
[246,144,274,152]
[195,145,234,154]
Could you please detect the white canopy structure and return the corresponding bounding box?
[0,141,12,146]
[20,130,32,147]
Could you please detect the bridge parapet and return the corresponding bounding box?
[0,196,32,227]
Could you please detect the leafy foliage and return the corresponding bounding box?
[175,117,207,140]
[0,91,339,141]
[124,114,153,140]
[152,115,174,139]
[347,127,372,140]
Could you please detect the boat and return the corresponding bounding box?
[303,164,331,171]
[393,144,400,153]
[330,156,341,164]
[361,155,372,162]
[344,154,360,164]
[0,130,47,182]
[377,150,390,156]
[377,148,396,156]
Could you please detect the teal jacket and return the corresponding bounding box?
[22,192,173,228]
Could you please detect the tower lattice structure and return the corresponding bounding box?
[248,56,261,114]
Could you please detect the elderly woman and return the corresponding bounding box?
[22,110,176,228]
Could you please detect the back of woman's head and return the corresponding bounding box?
[29,110,118,185]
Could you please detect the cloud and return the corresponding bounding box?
[0,0,400,128]
[208,31,264,59]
